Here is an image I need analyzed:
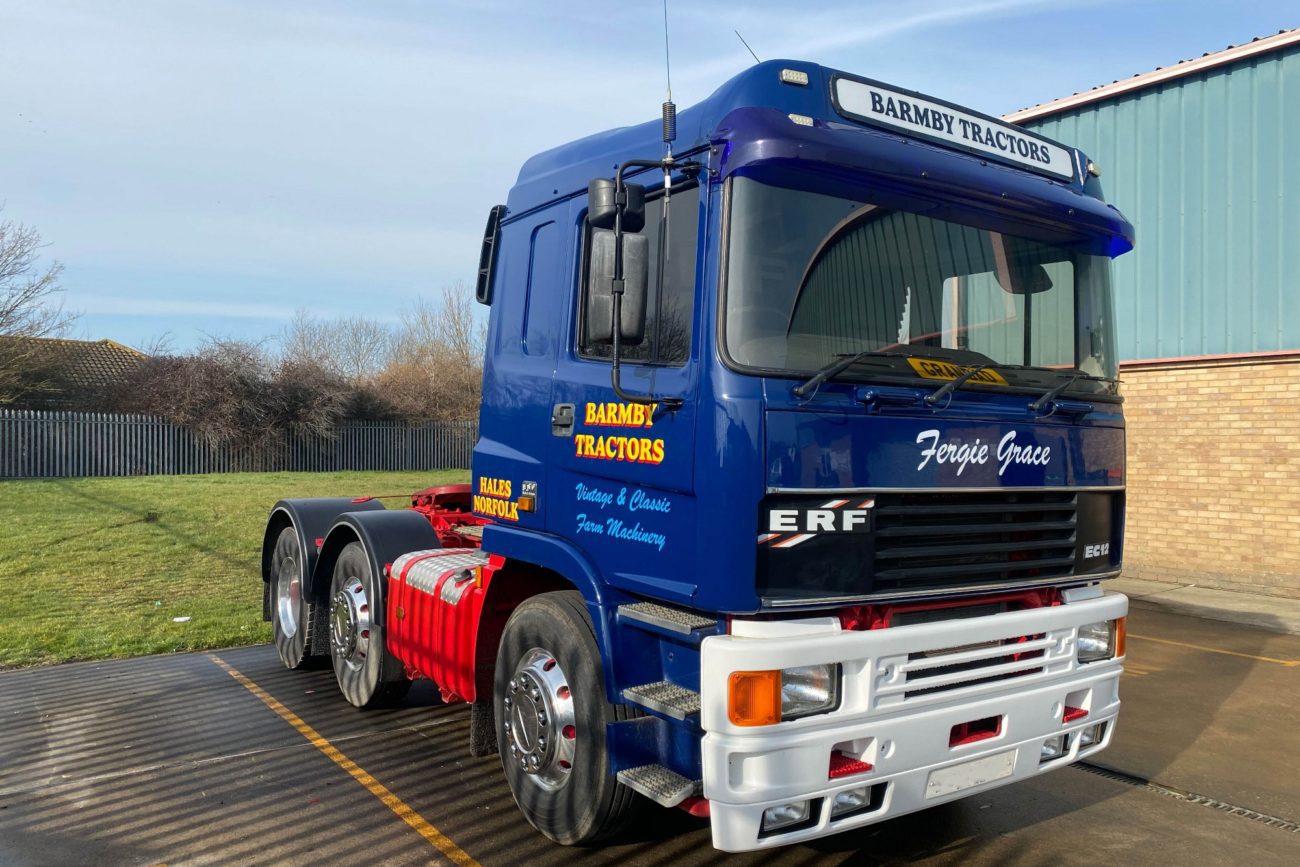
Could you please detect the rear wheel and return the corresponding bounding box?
[271,527,319,670]
[328,541,410,708]
[495,591,637,845]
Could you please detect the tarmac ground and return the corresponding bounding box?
[2,596,1298,866]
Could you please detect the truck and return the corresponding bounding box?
[260,59,1133,852]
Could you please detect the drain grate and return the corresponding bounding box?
[1074,762,1300,833]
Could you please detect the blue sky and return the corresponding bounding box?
[1,0,1294,351]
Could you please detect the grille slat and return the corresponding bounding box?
[869,491,1080,593]
[875,518,1077,537]
[876,537,1077,559]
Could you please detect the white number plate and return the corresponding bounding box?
[925,750,1016,799]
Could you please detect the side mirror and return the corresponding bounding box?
[588,179,646,232]
[586,228,648,345]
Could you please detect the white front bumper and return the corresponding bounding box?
[699,592,1127,851]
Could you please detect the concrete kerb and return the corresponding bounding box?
[1110,576,1300,636]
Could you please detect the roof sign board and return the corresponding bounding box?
[831,75,1076,181]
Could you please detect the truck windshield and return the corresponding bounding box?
[723,175,1119,394]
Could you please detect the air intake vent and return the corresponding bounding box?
[870,491,1077,594]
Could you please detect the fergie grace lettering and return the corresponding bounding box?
[916,429,1052,477]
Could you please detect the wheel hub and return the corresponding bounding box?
[503,647,577,791]
[330,576,370,669]
[276,555,301,637]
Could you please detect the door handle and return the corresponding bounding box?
[551,403,575,437]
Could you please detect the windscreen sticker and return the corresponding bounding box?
[575,401,665,465]
[907,357,1009,386]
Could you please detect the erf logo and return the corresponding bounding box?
[768,508,871,534]
[759,498,876,549]
[1084,543,1110,559]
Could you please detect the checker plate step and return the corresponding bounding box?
[619,601,717,635]
[617,764,700,808]
[622,680,701,720]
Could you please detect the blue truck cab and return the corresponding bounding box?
[265,59,1134,853]
[474,60,1132,850]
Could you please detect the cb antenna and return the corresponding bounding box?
[735,30,761,64]
[661,0,677,246]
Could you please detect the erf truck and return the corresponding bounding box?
[261,60,1133,852]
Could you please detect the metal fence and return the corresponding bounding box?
[0,410,477,479]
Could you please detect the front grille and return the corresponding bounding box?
[870,491,1078,594]
[872,630,1057,709]
[902,635,1047,699]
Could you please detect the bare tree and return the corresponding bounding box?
[279,309,393,382]
[0,214,75,403]
[377,283,485,423]
[332,315,393,381]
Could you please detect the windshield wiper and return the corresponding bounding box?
[792,350,911,397]
[923,363,995,406]
[1028,372,1100,411]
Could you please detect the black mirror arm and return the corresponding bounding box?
[609,158,684,412]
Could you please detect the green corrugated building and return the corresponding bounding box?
[1007,30,1300,599]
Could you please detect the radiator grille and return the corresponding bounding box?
[870,491,1077,594]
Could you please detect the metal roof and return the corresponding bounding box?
[1006,28,1300,123]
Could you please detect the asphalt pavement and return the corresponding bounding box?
[1,601,1297,866]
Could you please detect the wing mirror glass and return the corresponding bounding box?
[586,228,648,345]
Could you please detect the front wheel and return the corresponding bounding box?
[495,591,637,845]
[327,541,410,708]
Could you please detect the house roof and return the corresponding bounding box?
[1006,28,1300,123]
[0,336,146,394]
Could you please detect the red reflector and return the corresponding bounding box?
[950,715,1003,747]
[1063,706,1088,723]
[677,796,710,817]
[829,750,874,779]
[314,537,325,549]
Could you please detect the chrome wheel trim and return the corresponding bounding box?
[503,647,577,792]
[275,554,301,638]
[330,576,370,671]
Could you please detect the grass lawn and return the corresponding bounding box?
[0,469,469,669]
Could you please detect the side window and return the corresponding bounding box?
[579,185,699,365]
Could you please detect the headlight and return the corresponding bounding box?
[1077,618,1125,663]
[781,664,840,719]
[729,664,841,725]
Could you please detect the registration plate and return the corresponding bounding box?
[925,750,1016,798]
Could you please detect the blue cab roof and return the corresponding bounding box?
[507,60,1134,254]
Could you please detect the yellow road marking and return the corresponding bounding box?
[209,655,479,866]
[1127,634,1300,667]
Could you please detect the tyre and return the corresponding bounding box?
[327,540,410,708]
[495,590,637,845]
[270,526,320,670]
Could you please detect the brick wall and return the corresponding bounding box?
[1120,352,1300,598]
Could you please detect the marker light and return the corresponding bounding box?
[780,68,810,86]
[729,665,840,726]
[1078,619,1122,664]
[788,113,814,127]
[729,670,781,726]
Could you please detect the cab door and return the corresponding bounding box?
[546,184,703,604]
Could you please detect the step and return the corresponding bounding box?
[617,763,700,808]
[622,680,701,720]
[618,601,718,636]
